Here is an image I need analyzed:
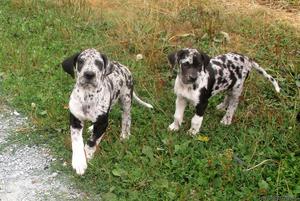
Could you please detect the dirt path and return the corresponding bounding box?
[218,0,300,30]
[0,106,85,201]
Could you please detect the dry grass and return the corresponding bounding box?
[218,0,300,29]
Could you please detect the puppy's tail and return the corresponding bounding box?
[133,92,153,109]
[251,61,280,93]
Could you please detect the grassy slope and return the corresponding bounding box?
[0,0,299,200]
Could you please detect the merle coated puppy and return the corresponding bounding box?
[62,48,153,175]
[168,48,280,135]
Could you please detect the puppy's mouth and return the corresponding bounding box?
[181,77,197,84]
[79,79,97,88]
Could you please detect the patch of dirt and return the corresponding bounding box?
[0,106,86,201]
[218,0,300,30]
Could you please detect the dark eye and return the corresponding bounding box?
[77,59,84,71]
[77,59,84,65]
[95,60,103,70]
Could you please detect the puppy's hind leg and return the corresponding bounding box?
[220,87,243,125]
[85,113,109,161]
[216,93,230,111]
[120,92,132,140]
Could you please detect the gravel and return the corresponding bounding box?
[0,106,87,201]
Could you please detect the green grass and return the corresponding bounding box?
[0,0,299,200]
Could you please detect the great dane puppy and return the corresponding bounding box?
[168,48,280,135]
[62,48,153,175]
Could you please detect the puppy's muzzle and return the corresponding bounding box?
[188,75,197,83]
[84,71,96,80]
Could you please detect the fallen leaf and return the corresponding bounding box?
[197,135,209,142]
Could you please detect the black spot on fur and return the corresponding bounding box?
[218,69,223,76]
[234,57,238,61]
[270,77,274,82]
[235,68,242,79]
[240,57,245,63]
[196,88,209,117]
[212,60,222,66]
[196,65,216,117]
[87,113,109,147]
[220,55,226,63]
[228,70,237,89]
[215,86,219,90]
[70,113,82,129]
[227,60,233,65]
[217,77,223,85]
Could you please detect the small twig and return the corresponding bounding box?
[244,159,278,171]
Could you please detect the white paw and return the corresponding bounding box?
[216,103,226,111]
[220,116,232,125]
[168,122,179,131]
[120,132,131,140]
[188,128,198,136]
[84,144,96,161]
[72,151,87,175]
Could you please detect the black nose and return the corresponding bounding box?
[189,76,197,82]
[84,71,95,80]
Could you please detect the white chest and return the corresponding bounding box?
[69,87,110,122]
[174,77,200,105]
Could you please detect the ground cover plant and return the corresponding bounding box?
[0,0,299,200]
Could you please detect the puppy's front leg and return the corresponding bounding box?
[85,113,109,161]
[188,98,208,135]
[168,96,187,131]
[70,113,87,175]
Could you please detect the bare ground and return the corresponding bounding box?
[0,106,86,201]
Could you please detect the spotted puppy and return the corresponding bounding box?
[62,48,153,175]
[168,48,280,135]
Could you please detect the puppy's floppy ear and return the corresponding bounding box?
[62,52,81,78]
[168,49,186,68]
[193,51,211,71]
[200,51,210,68]
[102,54,114,76]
